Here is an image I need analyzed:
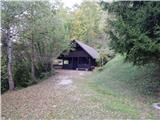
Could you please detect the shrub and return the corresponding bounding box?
[97,48,115,66]
[13,60,32,87]
[1,57,9,93]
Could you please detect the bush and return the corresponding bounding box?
[97,48,115,66]
[1,56,55,93]
[95,66,105,72]
[1,57,9,93]
[13,60,32,87]
[14,61,53,88]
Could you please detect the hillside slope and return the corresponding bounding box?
[88,55,160,119]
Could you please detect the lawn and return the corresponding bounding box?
[87,55,160,119]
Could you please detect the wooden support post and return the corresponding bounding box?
[62,59,64,68]
[72,57,73,69]
[88,57,91,70]
[77,57,79,70]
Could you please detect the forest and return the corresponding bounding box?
[1,0,109,92]
[1,0,160,119]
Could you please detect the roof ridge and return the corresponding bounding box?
[74,40,99,59]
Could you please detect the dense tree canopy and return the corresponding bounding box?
[101,1,160,66]
[71,1,101,44]
[1,0,108,92]
[55,0,107,48]
[1,1,69,92]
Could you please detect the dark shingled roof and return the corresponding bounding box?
[74,40,99,59]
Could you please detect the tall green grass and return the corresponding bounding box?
[88,55,160,119]
[92,55,160,97]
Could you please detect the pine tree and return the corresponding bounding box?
[102,1,160,66]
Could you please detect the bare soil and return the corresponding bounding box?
[1,70,107,120]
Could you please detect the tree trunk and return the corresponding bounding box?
[30,5,36,82]
[7,30,14,90]
[31,58,35,81]
[31,35,36,81]
[50,58,53,72]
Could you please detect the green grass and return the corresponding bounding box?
[88,55,160,119]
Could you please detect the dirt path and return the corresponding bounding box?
[1,70,108,120]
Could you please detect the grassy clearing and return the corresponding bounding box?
[87,55,160,119]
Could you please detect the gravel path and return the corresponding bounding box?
[1,70,108,120]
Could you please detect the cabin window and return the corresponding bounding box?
[64,60,69,64]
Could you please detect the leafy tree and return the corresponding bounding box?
[20,1,52,81]
[19,1,69,81]
[1,1,69,92]
[54,0,107,48]
[71,1,102,45]
[101,1,160,66]
[1,1,28,90]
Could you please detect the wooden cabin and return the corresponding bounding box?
[58,40,99,70]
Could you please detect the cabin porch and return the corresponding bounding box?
[62,57,95,70]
